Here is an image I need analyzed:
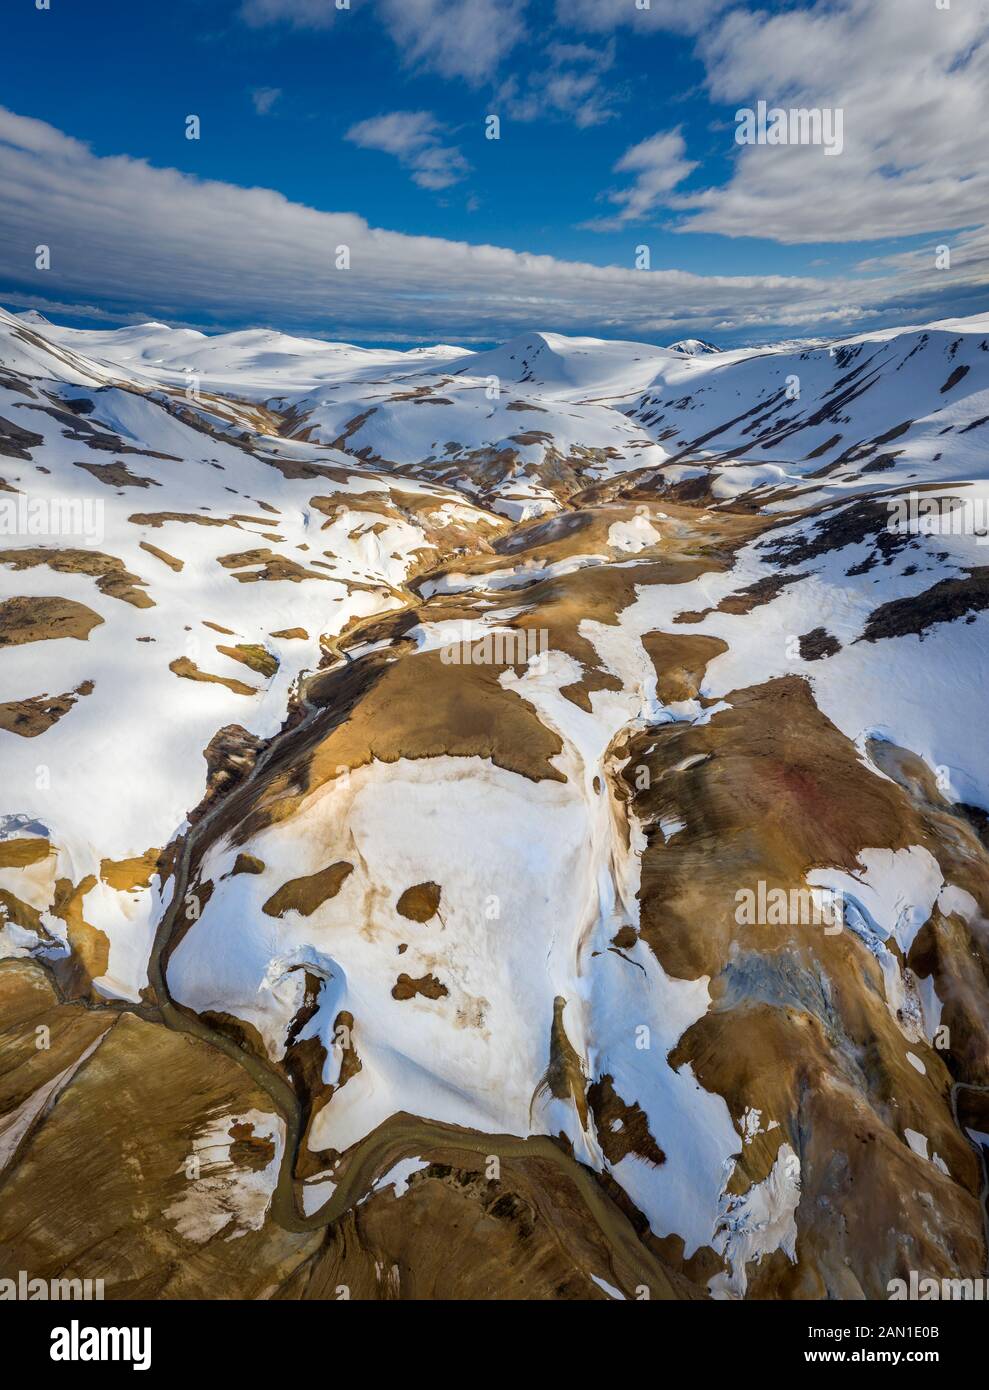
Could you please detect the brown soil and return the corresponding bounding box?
[49,874,108,996]
[217,549,332,583]
[0,838,52,869]
[99,850,161,892]
[139,540,183,571]
[859,567,989,643]
[128,510,242,529]
[232,853,265,876]
[216,643,279,678]
[0,680,94,735]
[396,882,442,922]
[391,972,449,1001]
[0,595,103,646]
[169,656,257,697]
[0,547,153,607]
[263,863,354,918]
[798,627,842,660]
[74,460,159,488]
[642,631,728,703]
[587,1074,666,1167]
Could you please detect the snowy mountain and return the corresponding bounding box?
[14,309,52,327]
[2,303,989,1300]
[666,338,721,356]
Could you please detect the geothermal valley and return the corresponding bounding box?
[2,304,989,1299]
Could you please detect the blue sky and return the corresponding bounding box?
[1,0,987,346]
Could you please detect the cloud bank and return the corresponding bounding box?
[0,106,984,344]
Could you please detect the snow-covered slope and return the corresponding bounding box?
[3,305,989,1302]
[631,316,989,504]
[0,304,503,998]
[39,315,471,397]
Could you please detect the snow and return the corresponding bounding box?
[807,848,944,957]
[904,1128,950,1176]
[162,1108,283,1243]
[450,330,677,396]
[38,315,471,398]
[806,849,943,1035]
[367,1157,430,1200]
[0,306,504,984]
[709,1144,802,1298]
[666,339,720,356]
[607,516,663,553]
[590,1274,627,1299]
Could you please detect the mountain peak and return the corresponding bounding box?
[666,338,721,356]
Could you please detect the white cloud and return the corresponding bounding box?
[497,40,618,128]
[378,0,527,84]
[555,0,729,37]
[251,87,282,116]
[345,110,469,190]
[239,0,526,82]
[0,107,984,344]
[584,128,697,230]
[674,0,989,244]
